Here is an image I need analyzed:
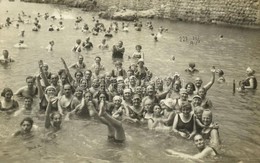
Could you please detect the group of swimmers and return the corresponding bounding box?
[0,9,258,161]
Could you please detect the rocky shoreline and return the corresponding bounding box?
[20,0,260,28]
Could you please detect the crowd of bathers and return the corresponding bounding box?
[0,9,258,160]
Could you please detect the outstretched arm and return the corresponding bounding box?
[60,58,74,83]
[165,149,202,161]
[203,67,216,91]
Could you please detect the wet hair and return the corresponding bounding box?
[84,91,93,97]
[189,62,196,68]
[76,39,81,44]
[185,82,195,91]
[26,76,35,82]
[218,69,224,76]
[193,134,203,141]
[97,91,110,101]
[84,70,92,77]
[24,96,33,102]
[2,49,9,56]
[1,87,13,97]
[74,70,83,78]
[202,109,213,119]
[20,117,34,126]
[95,56,101,61]
[58,69,67,77]
[135,45,142,50]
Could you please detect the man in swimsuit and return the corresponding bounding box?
[15,76,38,98]
[112,41,125,59]
[58,84,78,115]
[166,134,217,160]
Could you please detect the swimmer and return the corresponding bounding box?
[98,39,109,50]
[48,24,54,31]
[72,39,82,53]
[19,29,25,37]
[45,99,62,132]
[171,102,196,139]
[0,50,14,64]
[46,41,54,52]
[185,62,199,74]
[166,134,217,160]
[14,97,34,117]
[201,110,220,146]
[82,37,93,51]
[91,56,105,73]
[132,45,144,61]
[14,39,28,49]
[238,67,257,90]
[69,54,86,70]
[0,88,19,113]
[13,117,34,138]
[194,66,216,94]
[216,69,225,83]
[15,76,38,98]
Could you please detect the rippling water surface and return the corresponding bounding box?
[0,0,260,162]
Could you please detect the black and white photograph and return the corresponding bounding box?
[0,0,259,162]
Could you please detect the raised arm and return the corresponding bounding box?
[60,58,74,83]
[36,75,44,100]
[203,67,216,91]
[45,101,52,128]
[38,60,50,87]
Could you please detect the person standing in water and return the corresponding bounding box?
[112,41,125,59]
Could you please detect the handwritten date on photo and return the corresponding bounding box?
[179,36,200,45]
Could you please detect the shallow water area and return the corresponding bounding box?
[0,0,260,162]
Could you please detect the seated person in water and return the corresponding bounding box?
[216,69,225,83]
[14,39,28,49]
[14,97,34,117]
[0,50,14,64]
[112,41,125,59]
[185,62,199,74]
[238,67,257,90]
[0,88,19,113]
[13,117,34,138]
[15,76,38,98]
[88,95,126,143]
[166,134,218,160]
[171,102,196,139]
